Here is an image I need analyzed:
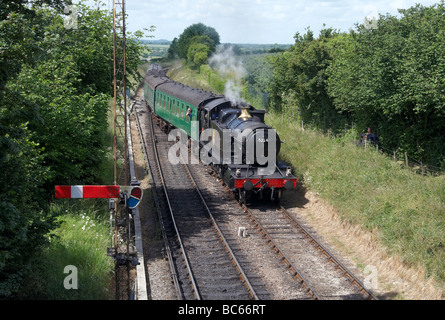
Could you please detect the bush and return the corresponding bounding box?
[199,64,226,93]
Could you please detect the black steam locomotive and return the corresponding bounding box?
[143,64,296,203]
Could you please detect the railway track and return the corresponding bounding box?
[133,93,378,300]
[242,203,378,300]
[135,99,260,300]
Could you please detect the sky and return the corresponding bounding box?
[80,0,440,44]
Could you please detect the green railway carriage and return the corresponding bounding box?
[144,70,219,141]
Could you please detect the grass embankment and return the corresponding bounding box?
[22,200,114,299]
[167,61,226,94]
[169,63,445,295]
[267,114,445,291]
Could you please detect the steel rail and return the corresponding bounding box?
[181,160,260,300]
[149,113,202,300]
[279,206,378,300]
[133,100,183,299]
[140,103,202,300]
[240,203,321,300]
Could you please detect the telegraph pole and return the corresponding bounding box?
[112,0,129,300]
[113,0,128,187]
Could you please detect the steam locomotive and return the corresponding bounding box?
[143,64,297,203]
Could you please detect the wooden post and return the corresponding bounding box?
[405,152,409,168]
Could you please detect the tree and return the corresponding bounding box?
[268,27,347,132]
[327,2,445,166]
[0,0,68,298]
[0,0,149,297]
[168,37,179,59]
[176,23,220,59]
[186,35,214,67]
[188,42,210,67]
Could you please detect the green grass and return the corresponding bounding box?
[167,61,226,94]
[20,200,114,299]
[267,114,445,287]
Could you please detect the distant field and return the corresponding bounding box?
[141,44,169,60]
[139,41,291,61]
[231,43,291,54]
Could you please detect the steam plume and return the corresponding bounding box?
[209,46,247,105]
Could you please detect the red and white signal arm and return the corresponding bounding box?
[55,185,143,209]
[55,185,120,199]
